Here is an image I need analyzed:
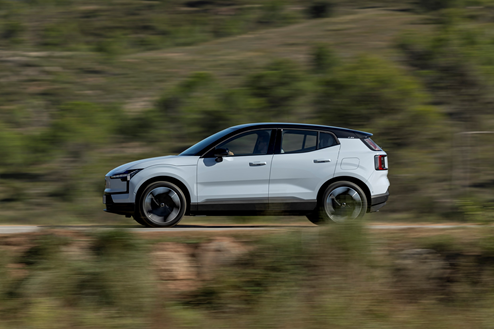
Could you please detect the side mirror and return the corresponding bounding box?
[214,148,229,162]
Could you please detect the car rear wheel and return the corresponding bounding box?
[307,181,368,225]
[135,181,186,228]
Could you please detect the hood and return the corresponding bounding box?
[106,155,197,176]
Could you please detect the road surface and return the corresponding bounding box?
[0,223,481,234]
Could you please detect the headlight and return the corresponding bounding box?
[110,169,142,181]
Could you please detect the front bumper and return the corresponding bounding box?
[369,190,389,212]
[104,194,135,216]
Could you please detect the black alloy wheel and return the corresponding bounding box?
[307,181,368,224]
[135,181,186,228]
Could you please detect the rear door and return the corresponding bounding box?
[269,130,340,208]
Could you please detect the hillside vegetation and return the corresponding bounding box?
[0,0,494,224]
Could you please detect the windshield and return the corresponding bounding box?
[179,127,236,156]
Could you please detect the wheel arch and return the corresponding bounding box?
[317,176,372,212]
[135,176,192,215]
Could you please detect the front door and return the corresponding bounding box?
[197,129,275,212]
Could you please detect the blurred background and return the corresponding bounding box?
[3,1,494,328]
[0,0,494,224]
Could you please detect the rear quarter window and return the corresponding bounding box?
[319,132,338,149]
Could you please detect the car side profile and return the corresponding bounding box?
[103,123,389,227]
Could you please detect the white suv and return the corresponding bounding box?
[104,123,389,227]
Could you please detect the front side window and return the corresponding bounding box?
[215,129,272,156]
[180,127,235,156]
[281,130,317,154]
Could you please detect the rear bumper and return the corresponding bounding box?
[104,194,135,216]
[369,190,389,212]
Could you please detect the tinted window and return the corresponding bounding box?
[216,130,272,156]
[319,132,337,149]
[281,130,317,154]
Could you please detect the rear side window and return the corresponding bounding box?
[319,132,337,149]
[281,130,317,154]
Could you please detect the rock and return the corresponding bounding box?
[6,263,28,280]
[394,249,450,298]
[61,241,91,261]
[195,237,250,280]
[0,234,36,256]
[150,242,199,292]
[151,238,251,292]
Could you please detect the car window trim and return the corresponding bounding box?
[200,128,277,158]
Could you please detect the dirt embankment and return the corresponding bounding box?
[1,227,494,298]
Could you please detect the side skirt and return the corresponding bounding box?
[190,199,317,216]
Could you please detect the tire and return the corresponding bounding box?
[132,215,147,226]
[134,181,186,228]
[307,181,368,225]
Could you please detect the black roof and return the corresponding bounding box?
[230,123,372,139]
[180,122,372,156]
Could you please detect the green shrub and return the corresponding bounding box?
[18,234,69,267]
[397,25,494,122]
[415,0,462,12]
[245,59,304,120]
[220,88,263,124]
[258,1,286,26]
[1,20,25,44]
[156,72,231,140]
[314,55,425,128]
[310,43,339,74]
[91,229,142,257]
[416,234,462,253]
[457,198,494,224]
[7,231,154,326]
[94,37,124,59]
[187,232,307,311]
[372,105,444,148]
[320,221,370,262]
[478,229,494,257]
[117,108,163,142]
[47,101,120,154]
[40,21,81,48]
[0,123,26,168]
[307,0,335,19]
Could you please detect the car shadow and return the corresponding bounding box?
[39,225,145,229]
[174,224,313,228]
[39,224,314,229]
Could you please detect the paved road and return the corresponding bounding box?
[0,224,481,234]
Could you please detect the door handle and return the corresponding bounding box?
[249,161,267,166]
[313,159,331,163]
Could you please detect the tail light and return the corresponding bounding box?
[375,155,388,170]
[362,138,382,151]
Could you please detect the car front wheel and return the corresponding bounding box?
[135,181,186,228]
[307,181,368,225]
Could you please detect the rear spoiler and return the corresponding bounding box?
[326,127,372,139]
